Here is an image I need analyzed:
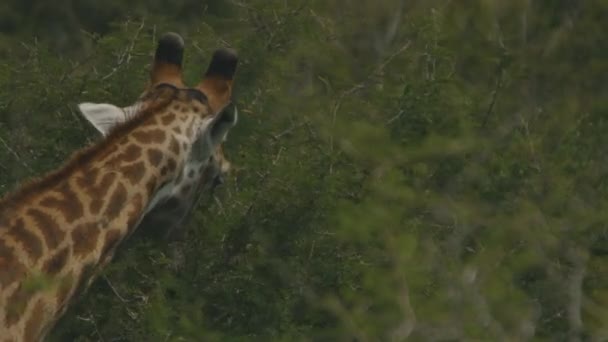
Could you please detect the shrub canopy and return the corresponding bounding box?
[0,1,607,340]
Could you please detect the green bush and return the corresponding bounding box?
[0,1,607,340]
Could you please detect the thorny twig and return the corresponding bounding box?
[102,275,130,303]
[58,53,98,84]
[0,134,32,172]
[101,20,146,81]
[328,41,412,171]
[272,146,284,165]
[389,285,416,341]
[272,121,309,140]
[518,111,542,172]
[329,41,412,130]
[567,249,588,341]
[231,0,307,50]
[386,109,405,125]
[326,297,370,342]
[76,311,105,342]
[481,69,503,128]
[213,195,226,217]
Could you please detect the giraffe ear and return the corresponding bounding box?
[209,104,238,146]
[190,105,238,163]
[78,102,140,136]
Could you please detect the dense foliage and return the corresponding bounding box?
[0,1,607,340]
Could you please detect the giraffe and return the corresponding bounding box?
[78,91,233,239]
[0,32,238,341]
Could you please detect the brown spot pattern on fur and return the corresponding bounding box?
[132,129,166,144]
[187,122,196,137]
[23,299,45,342]
[73,262,96,298]
[27,208,64,250]
[147,149,164,166]
[105,144,142,166]
[76,169,116,215]
[39,182,83,223]
[101,229,122,261]
[7,218,43,262]
[43,246,69,275]
[119,144,142,163]
[121,161,146,185]
[75,167,99,189]
[169,136,181,155]
[127,194,144,229]
[173,126,182,134]
[167,158,177,172]
[89,200,103,216]
[140,116,159,129]
[71,223,100,257]
[104,183,127,220]
[93,175,115,214]
[99,144,120,162]
[56,272,74,308]
[145,178,157,196]
[0,240,26,288]
[161,112,176,125]
[5,284,34,326]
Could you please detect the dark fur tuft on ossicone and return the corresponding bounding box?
[204,48,238,80]
[154,32,185,66]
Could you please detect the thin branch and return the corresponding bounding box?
[386,109,405,125]
[272,146,284,165]
[330,41,412,130]
[328,41,412,171]
[567,249,588,341]
[102,20,145,81]
[308,240,316,260]
[272,121,308,140]
[102,275,130,303]
[76,311,106,342]
[0,134,31,172]
[389,284,416,341]
[213,195,226,217]
[481,70,503,128]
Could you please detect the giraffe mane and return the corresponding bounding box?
[0,90,177,216]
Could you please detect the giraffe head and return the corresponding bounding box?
[78,33,238,224]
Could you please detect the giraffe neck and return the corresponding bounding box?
[0,99,197,341]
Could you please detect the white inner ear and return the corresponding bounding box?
[78,102,140,136]
[188,106,238,164]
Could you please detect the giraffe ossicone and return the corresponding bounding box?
[0,32,238,341]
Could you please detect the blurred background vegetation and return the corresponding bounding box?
[0,0,607,340]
